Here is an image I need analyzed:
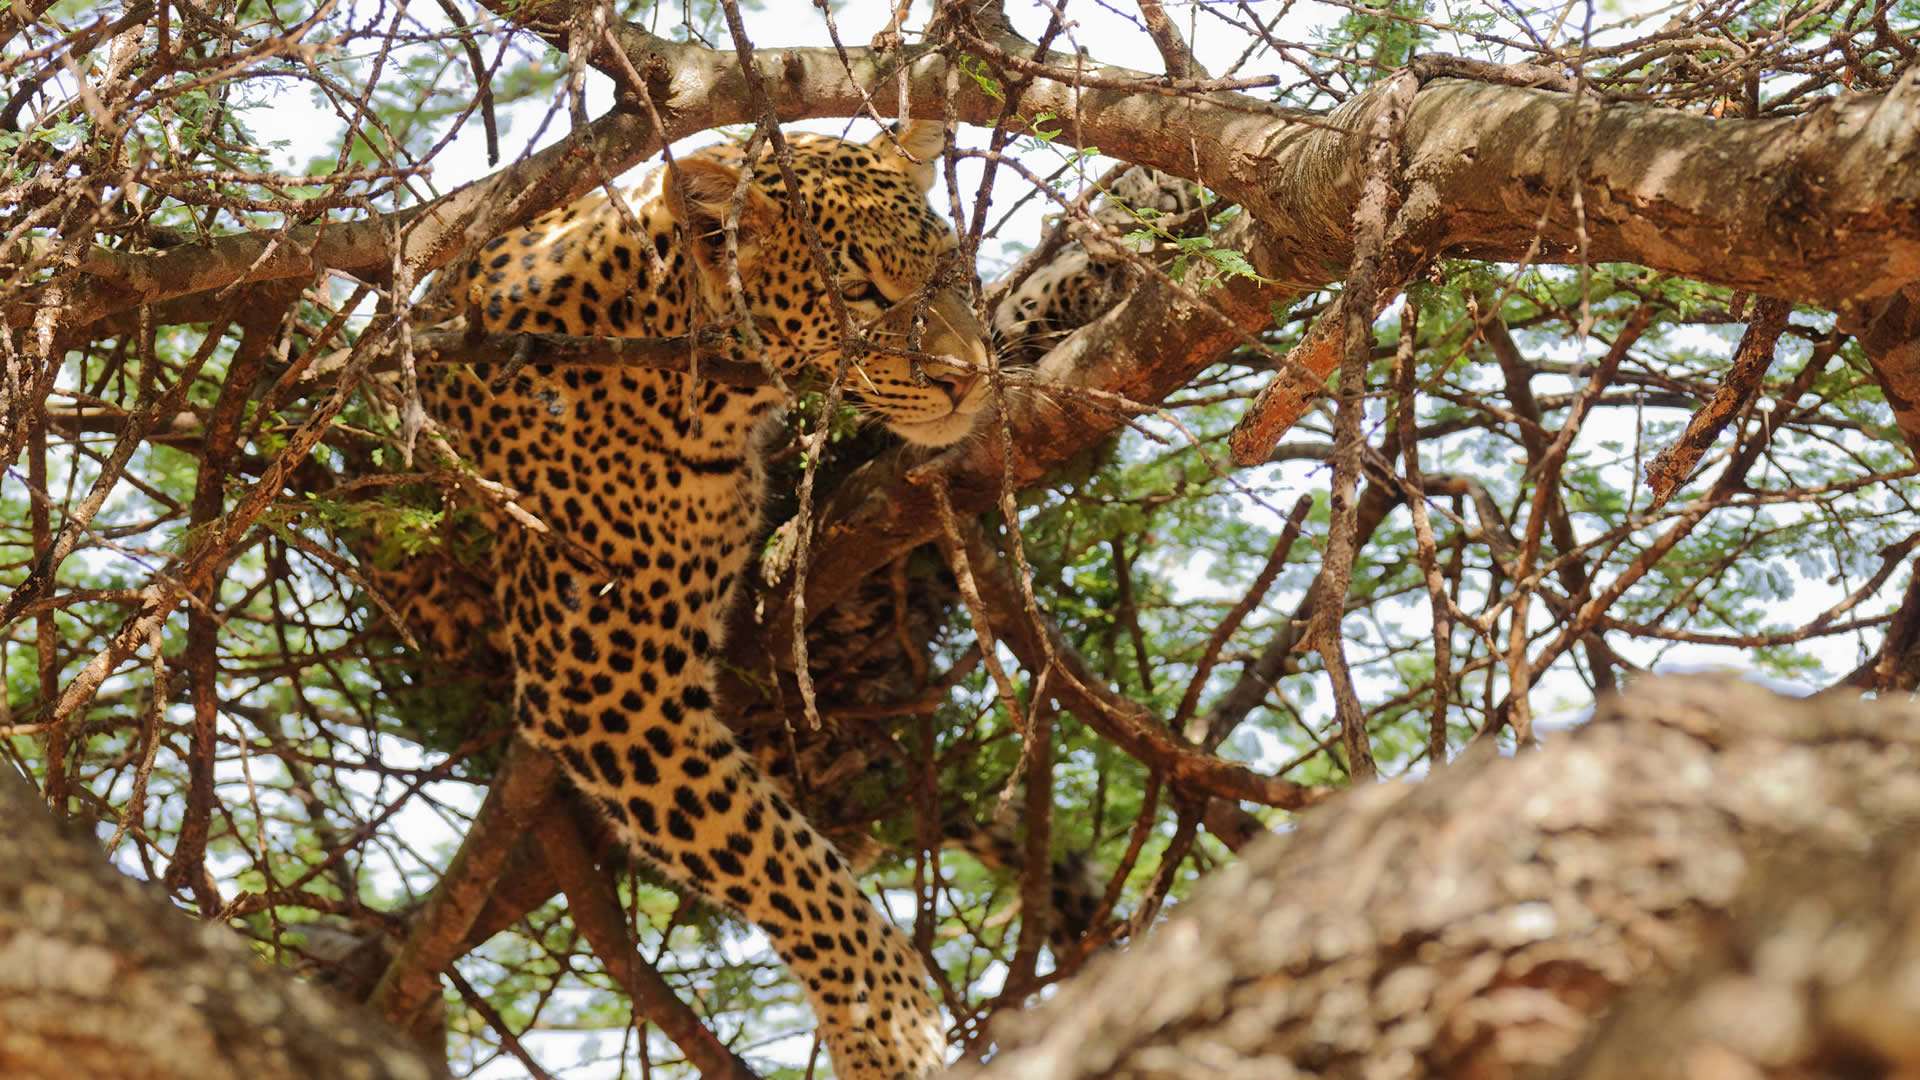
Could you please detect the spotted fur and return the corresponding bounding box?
[991,167,1203,365]
[424,123,990,1080]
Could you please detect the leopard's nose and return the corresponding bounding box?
[927,366,980,406]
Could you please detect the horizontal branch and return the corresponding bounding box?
[1405,71,1920,309]
[28,7,1917,336]
[8,105,667,332]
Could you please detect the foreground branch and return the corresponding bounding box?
[959,676,1920,1079]
[1557,836,1920,1079]
[0,762,446,1080]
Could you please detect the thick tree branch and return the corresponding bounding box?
[1852,290,1920,460]
[10,104,666,333]
[0,761,446,1080]
[370,740,560,1036]
[1557,836,1920,1080]
[25,18,1918,337]
[955,677,1920,1080]
[540,811,761,1080]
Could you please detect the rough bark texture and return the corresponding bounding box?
[0,762,446,1080]
[953,676,1920,1080]
[1551,839,1920,1079]
[29,13,1920,334]
[9,677,1917,1080]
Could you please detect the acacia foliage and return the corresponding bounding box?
[1,0,1918,1076]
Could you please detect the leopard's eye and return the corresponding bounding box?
[841,281,883,305]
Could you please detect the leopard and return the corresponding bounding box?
[990,165,1205,366]
[421,121,991,1080]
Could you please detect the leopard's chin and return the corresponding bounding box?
[885,410,982,447]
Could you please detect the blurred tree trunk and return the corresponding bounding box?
[8,679,1917,1080]
[957,677,1920,1080]
[0,763,446,1080]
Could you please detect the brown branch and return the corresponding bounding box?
[1173,495,1312,733]
[1405,53,1573,91]
[539,811,760,1080]
[1855,552,1920,692]
[27,387,60,812]
[1849,290,1920,461]
[1083,769,1161,952]
[1484,305,1614,693]
[1135,0,1199,80]
[1313,71,1417,784]
[962,528,1330,812]
[453,829,566,956]
[953,677,1920,1080]
[13,104,668,335]
[169,297,287,910]
[444,967,559,1080]
[1497,304,1649,745]
[927,481,1027,731]
[1391,300,1454,766]
[1108,536,1156,694]
[1643,296,1791,508]
[369,739,561,1036]
[1513,401,1769,705]
[1227,305,1351,466]
[1189,475,1408,756]
[1003,697,1054,1000]
[28,20,1919,343]
[33,308,396,733]
[100,624,167,856]
[0,306,225,628]
[1199,797,1269,853]
[0,761,449,1080]
[1123,796,1201,937]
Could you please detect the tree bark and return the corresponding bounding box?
[952,676,1920,1080]
[0,761,447,1080]
[10,675,1917,1080]
[25,11,1920,334]
[1550,838,1920,1080]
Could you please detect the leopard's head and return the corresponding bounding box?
[670,123,992,447]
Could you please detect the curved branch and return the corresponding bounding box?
[29,14,1916,335]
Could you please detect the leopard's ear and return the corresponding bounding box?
[868,119,946,193]
[667,157,774,253]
